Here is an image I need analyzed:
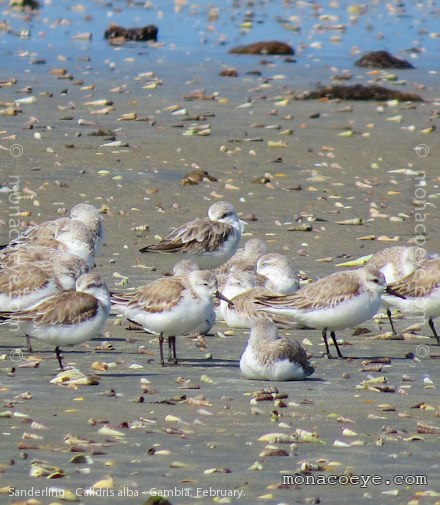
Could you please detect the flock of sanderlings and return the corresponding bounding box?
[1,201,439,381]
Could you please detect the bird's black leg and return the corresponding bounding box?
[387,308,397,335]
[159,333,165,366]
[171,336,178,365]
[55,347,64,370]
[428,318,440,345]
[167,336,173,362]
[26,335,33,352]
[330,331,344,359]
[322,328,332,358]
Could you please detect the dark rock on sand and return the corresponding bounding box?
[303,84,423,101]
[229,41,294,55]
[219,68,238,77]
[355,50,414,69]
[10,0,40,10]
[104,24,158,42]
[180,170,218,186]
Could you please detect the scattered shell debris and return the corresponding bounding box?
[0,1,439,503]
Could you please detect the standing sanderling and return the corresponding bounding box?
[252,268,394,358]
[383,258,440,344]
[0,273,110,370]
[139,201,242,269]
[112,270,232,365]
[366,246,428,334]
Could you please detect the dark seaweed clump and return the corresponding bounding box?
[229,41,294,56]
[303,84,423,102]
[355,50,414,69]
[104,24,158,42]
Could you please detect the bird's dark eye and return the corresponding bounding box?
[373,278,379,283]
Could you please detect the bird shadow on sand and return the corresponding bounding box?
[315,353,420,361]
[179,357,239,367]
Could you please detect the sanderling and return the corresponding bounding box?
[240,319,314,381]
[69,203,105,255]
[3,203,103,263]
[256,253,299,294]
[383,258,440,344]
[215,238,267,275]
[171,259,200,276]
[219,270,295,329]
[253,268,393,358]
[0,257,88,313]
[54,226,96,269]
[3,221,96,269]
[171,259,214,336]
[219,270,260,327]
[4,203,104,254]
[3,217,70,249]
[0,273,110,369]
[139,201,242,269]
[112,270,231,365]
[366,246,428,284]
[366,246,428,333]
[0,242,87,272]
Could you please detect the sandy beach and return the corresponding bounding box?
[1,1,440,504]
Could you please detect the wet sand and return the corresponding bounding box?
[1,1,440,504]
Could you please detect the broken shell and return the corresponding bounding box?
[84,99,113,106]
[203,467,231,474]
[267,140,288,147]
[91,476,115,488]
[97,427,125,437]
[342,428,358,437]
[258,433,293,444]
[200,375,213,384]
[169,461,188,468]
[336,218,364,225]
[91,361,108,371]
[294,429,326,444]
[336,254,373,267]
[165,415,181,423]
[118,112,137,121]
[70,454,93,464]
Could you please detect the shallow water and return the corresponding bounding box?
[1,0,439,76]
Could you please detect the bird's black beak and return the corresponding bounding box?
[215,290,234,307]
[385,286,406,299]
